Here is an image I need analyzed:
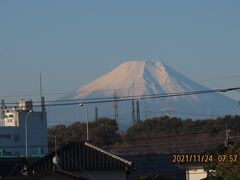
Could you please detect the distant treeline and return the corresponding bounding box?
[48,116,240,179]
[125,115,240,141]
[48,115,240,151]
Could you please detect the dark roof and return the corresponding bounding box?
[30,141,134,173]
[113,132,227,154]
[30,170,89,180]
[124,154,186,180]
[0,157,27,177]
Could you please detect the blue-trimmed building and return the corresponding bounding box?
[0,99,48,157]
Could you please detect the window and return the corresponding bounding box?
[0,134,11,138]
[14,135,19,142]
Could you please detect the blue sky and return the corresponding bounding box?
[0,0,240,102]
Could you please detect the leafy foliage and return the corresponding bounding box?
[48,118,121,151]
[206,141,240,179]
[48,115,240,179]
[125,115,240,142]
[48,115,240,153]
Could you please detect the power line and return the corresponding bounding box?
[1,74,240,102]
[31,86,240,106]
[2,74,240,99]
[198,75,240,83]
[2,86,239,105]
[2,86,240,108]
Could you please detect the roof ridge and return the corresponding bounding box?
[85,142,133,166]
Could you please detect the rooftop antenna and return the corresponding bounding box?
[40,73,42,99]
[1,99,5,119]
[40,73,46,112]
[55,135,57,157]
[53,135,60,171]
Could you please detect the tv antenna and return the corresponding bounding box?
[52,135,60,171]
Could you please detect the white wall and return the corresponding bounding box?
[186,168,207,180]
[3,112,18,127]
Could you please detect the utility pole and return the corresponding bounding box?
[113,89,119,123]
[95,107,98,121]
[132,99,136,124]
[131,83,136,125]
[25,110,32,157]
[225,119,230,147]
[164,101,175,118]
[79,103,89,141]
[143,99,150,120]
[136,99,140,123]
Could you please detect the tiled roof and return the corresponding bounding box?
[30,170,89,180]
[30,141,134,173]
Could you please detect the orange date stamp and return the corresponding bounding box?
[172,154,238,163]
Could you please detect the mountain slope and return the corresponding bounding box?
[48,60,239,127]
[70,61,205,98]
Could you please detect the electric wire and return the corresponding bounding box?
[2,86,240,108]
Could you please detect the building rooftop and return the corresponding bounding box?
[30,141,134,173]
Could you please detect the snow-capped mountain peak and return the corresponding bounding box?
[52,60,238,127]
[73,60,205,99]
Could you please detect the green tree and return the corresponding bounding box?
[89,118,121,148]
[48,118,121,151]
[48,124,69,151]
[214,141,240,179]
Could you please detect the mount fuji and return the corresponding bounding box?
[48,60,239,128]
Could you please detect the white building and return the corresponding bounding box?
[186,166,208,180]
[0,99,48,157]
[2,111,18,127]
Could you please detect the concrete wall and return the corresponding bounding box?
[19,111,48,155]
[0,126,20,155]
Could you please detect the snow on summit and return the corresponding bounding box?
[51,60,239,127]
[73,60,205,100]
